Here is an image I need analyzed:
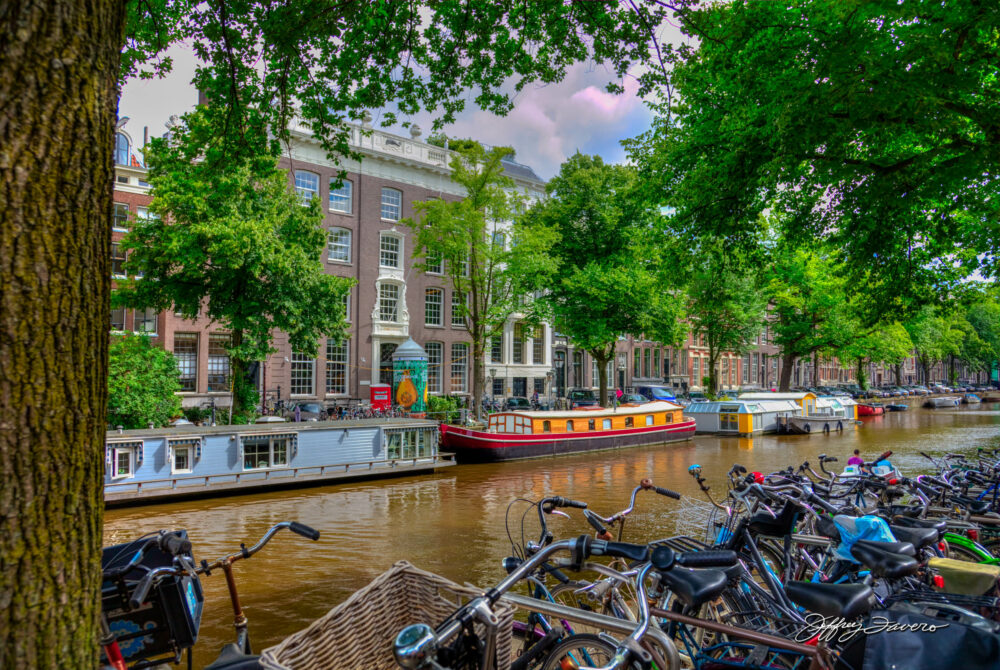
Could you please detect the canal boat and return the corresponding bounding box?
[104,419,453,506]
[683,398,802,435]
[884,403,908,412]
[440,401,695,463]
[857,403,885,416]
[963,393,982,405]
[924,396,961,408]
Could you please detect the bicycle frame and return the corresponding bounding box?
[944,532,1000,565]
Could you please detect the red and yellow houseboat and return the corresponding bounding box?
[440,401,695,463]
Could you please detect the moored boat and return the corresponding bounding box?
[884,403,908,412]
[857,403,884,416]
[778,414,852,434]
[924,396,961,408]
[440,401,694,463]
[963,393,982,405]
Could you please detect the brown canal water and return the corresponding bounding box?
[103,405,1000,666]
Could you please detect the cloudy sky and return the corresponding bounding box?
[119,23,688,180]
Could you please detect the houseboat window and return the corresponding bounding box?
[603,418,612,429]
[666,413,673,423]
[402,431,418,458]
[646,415,654,426]
[625,417,634,427]
[387,433,401,459]
[113,447,133,478]
[566,420,574,432]
[588,419,595,430]
[243,436,289,469]
[173,446,192,473]
[542,420,551,433]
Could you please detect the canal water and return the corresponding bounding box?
[103,405,1000,665]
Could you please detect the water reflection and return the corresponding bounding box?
[104,405,1000,664]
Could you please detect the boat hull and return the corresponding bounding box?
[778,415,853,434]
[441,420,696,463]
[857,404,884,416]
[924,396,961,408]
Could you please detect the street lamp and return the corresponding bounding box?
[546,368,555,410]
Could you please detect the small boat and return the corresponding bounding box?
[857,404,885,416]
[924,396,961,408]
[884,403,908,412]
[963,393,982,405]
[440,401,695,462]
[778,414,852,434]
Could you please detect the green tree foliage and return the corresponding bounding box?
[116,109,353,415]
[838,321,914,389]
[766,246,853,391]
[407,145,555,420]
[904,306,965,384]
[684,241,766,394]
[107,335,182,429]
[965,300,1000,380]
[525,154,685,405]
[629,0,1000,314]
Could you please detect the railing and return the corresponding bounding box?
[105,452,456,497]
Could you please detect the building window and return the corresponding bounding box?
[643,348,651,378]
[693,356,701,383]
[328,228,352,263]
[114,133,130,166]
[295,170,319,205]
[134,307,156,334]
[110,307,126,332]
[112,446,134,478]
[743,355,750,384]
[451,291,466,328]
[532,327,544,365]
[111,243,127,277]
[379,283,400,322]
[380,233,401,268]
[342,288,351,322]
[634,349,641,376]
[173,333,198,392]
[573,351,583,386]
[654,348,661,378]
[534,378,545,394]
[425,253,443,274]
[291,352,315,395]
[513,322,525,364]
[458,253,470,277]
[242,436,289,470]
[426,342,442,393]
[326,338,348,395]
[425,288,443,326]
[207,334,231,392]
[381,187,402,221]
[451,342,468,393]
[329,178,352,213]
[492,378,504,396]
[112,203,129,231]
[490,335,503,364]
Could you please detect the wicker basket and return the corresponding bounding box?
[259,561,516,670]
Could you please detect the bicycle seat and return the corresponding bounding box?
[890,516,948,534]
[204,644,262,670]
[952,496,991,515]
[784,581,876,620]
[888,525,939,549]
[815,515,841,542]
[660,567,728,609]
[849,541,919,578]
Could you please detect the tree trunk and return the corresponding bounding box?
[1,1,125,667]
[779,352,795,392]
[595,350,610,407]
[812,351,819,386]
[471,340,484,422]
[894,363,902,385]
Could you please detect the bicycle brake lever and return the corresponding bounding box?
[548,510,570,519]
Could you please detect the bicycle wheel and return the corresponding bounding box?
[946,540,991,563]
[539,633,617,670]
[549,581,606,636]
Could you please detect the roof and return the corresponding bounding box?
[739,392,816,401]
[684,399,801,414]
[501,159,543,183]
[496,400,683,420]
[106,417,437,439]
[392,337,427,359]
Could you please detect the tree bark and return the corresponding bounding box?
[778,352,795,392]
[812,351,819,386]
[1,0,125,667]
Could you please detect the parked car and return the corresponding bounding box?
[505,396,532,411]
[619,393,650,404]
[635,385,678,402]
[567,389,599,408]
[284,401,326,421]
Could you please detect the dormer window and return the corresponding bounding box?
[114,133,130,166]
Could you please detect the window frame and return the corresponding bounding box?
[327,227,352,263]
[173,333,198,392]
[172,445,193,474]
[379,282,401,322]
[294,170,320,205]
[379,232,402,269]
[381,187,402,221]
[111,242,127,277]
[242,436,290,471]
[426,341,443,393]
[112,203,130,232]
[450,342,468,393]
[328,178,353,214]
[290,352,315,396]
[134,307,157,334]
[325,338,349,395]
[451,291,466,328]
[424,288,443,326]
[207,333,231,392]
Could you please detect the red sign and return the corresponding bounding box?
[370,384,391,411]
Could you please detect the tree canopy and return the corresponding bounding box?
[116,108,353,416]
[524,153,686,405]
[629,0,1000,315]
[107,335,183,429]
[406,144,555,419]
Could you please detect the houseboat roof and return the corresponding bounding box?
[684,399,802,414]
[106,417,438,439]
[497,400,683,421]
[739,392,816,401]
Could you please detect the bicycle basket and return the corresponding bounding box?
[706,503,747,546]
[100,531,203,666]
[259,561,516,670]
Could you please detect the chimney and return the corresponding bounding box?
[143,126,149,147]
